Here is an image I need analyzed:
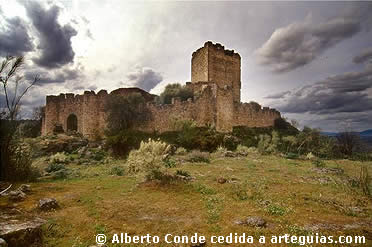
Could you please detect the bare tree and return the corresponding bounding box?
[336,128,361,156]
[0,55,39,180]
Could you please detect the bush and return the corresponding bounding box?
[213,145,228,157]
[175,169,191,177]
[266,204,287,216]
[185,150,210,163]
[236,145,250,156]
[52,169,70,179]
[105,93,151,134]
[257,134,272,154]
[2,144,39,181]
[285,152,299,159]
[360,165,371,196]
[223,135,240,150]
[231,184,249,201]
[175,123,224,152]
[110,166,125,176]
[50,152,69,164]
[312,159,326,168]
[46,163,65,173]
[126,139,171,181]
[105,130,153,157]
[164,158,177,168]
[91,150,106,161]
[159,83,193,104]
[175,147,187,155]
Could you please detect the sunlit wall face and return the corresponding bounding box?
[0,0,371,131]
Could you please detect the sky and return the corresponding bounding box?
[0,0,371,132]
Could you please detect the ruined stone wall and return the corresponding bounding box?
[233,102,281,128]
[141,85,216,132]
[43,90,107,138]
[42,41,281,139]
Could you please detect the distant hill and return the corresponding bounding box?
[321,129,372,137]
[321,129,372,149]
[360,129,372,136]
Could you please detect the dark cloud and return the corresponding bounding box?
[353,48,372,64]
[124,67,163,92]
[256,15,361,73]
[269,65,372,115]
[0,16,34,56]
[25,67,83,85]
[22,1,77,68]
[265,91,290,99]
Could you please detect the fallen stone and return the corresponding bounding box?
[217,177,227,184]
[18,184,31,194]
[9,190,26,202]
[235,216,267,228]
[0,210,46,247]
[38,198,60,211]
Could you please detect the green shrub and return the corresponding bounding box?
[236,145,250,156]
[175,169,191,177]
[46,163,65,173]
[164,158,177,168]
[257,134,271,154]
[186,150,210,163]
[3,144,40,181]
[175,147,187,155]
[223,135,240,151]
[110,166,125,176]
[159,83,193,104]
[126,139,171,181]
[105,130,153,157]
[266,204,287,216]
[285,152,299,159]
[91,150,106,161]
[194,183,216,195]
[231,184,249,201]
[50,152,69,164]
[312,159,326,168]
[52,169,70,179]
[105,93,151,134]
[360,165,371,196]
[174,121,224,152]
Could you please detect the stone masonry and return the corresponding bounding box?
[42,41,281,139]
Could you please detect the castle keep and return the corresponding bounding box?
[41,42,281,138]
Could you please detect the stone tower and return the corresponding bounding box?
[191,41,241,103]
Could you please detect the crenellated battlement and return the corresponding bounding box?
[192,41,241,58]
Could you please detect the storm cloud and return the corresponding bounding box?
[0,16,34,56]
[22,1,77,68]
[124,67,163,92]
[268,63,372,115]
[353,48,372,64]
[256,15,361,73]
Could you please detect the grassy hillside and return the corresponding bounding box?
[1,147,371,246]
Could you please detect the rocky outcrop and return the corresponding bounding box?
[38,198,60,211]
[0,209,46,247]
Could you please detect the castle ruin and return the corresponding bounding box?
[41,41,281,139]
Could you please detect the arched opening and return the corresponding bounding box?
[67,114,78,132]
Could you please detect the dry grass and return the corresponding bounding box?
[1,153,371,246]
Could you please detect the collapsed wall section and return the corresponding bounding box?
[142,85,216,132]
